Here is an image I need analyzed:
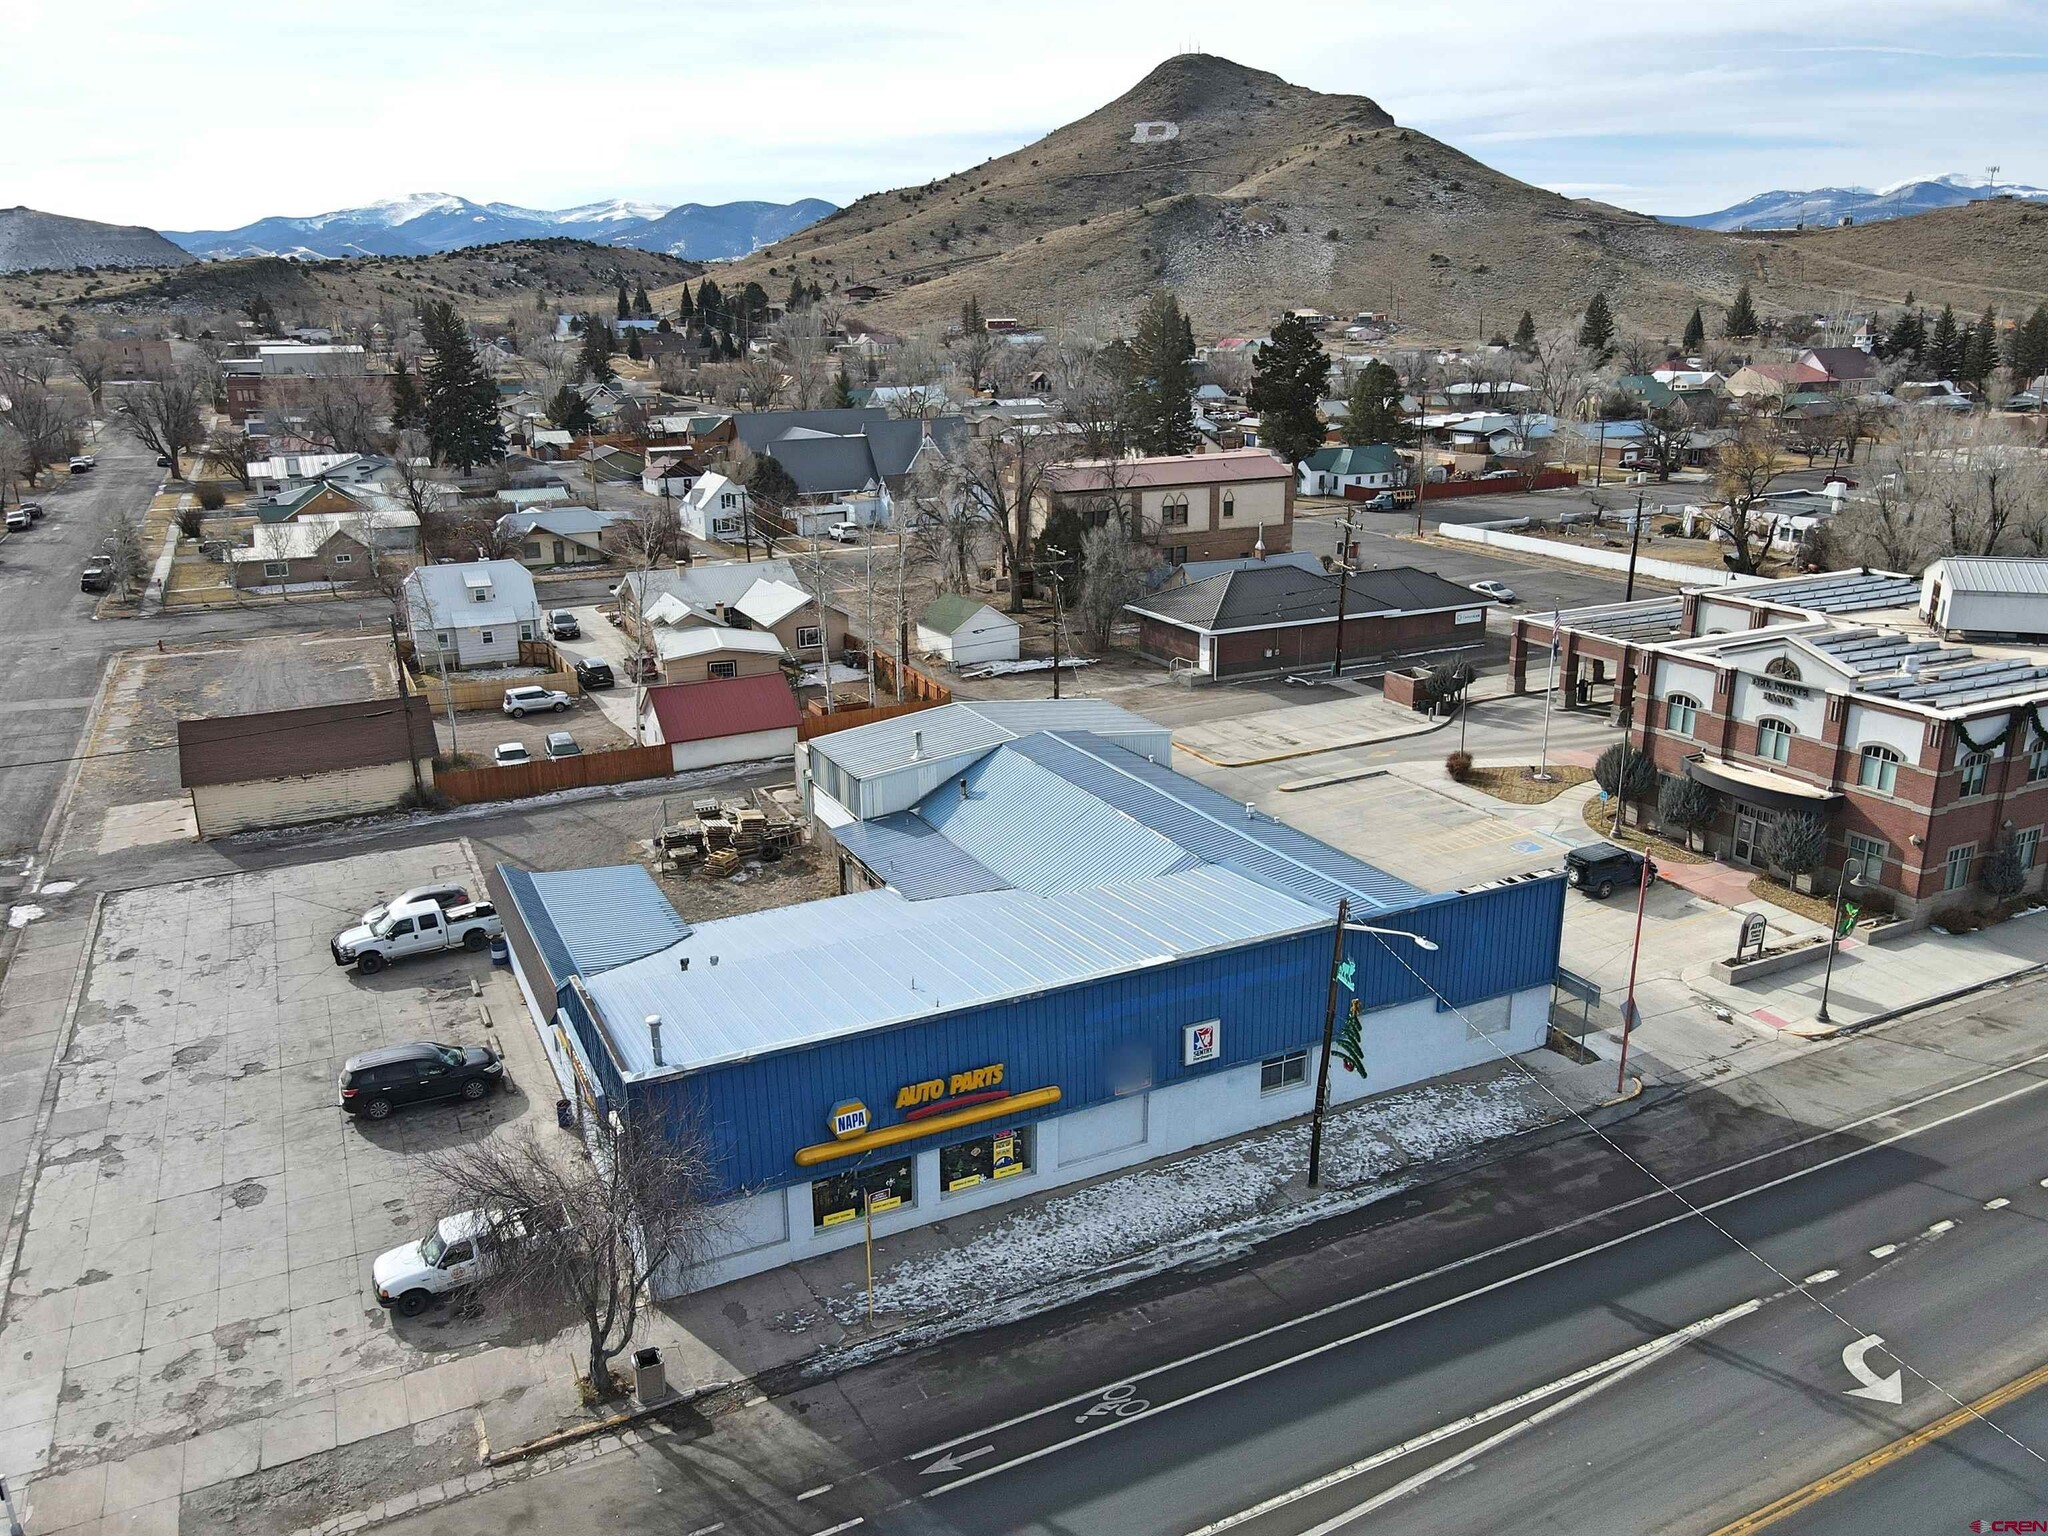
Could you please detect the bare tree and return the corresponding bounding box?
[1524,328,1592,423]
[774,312,834,410]
[1073,518,1153,651]
[930,423,1073,610]
[387,432,459,556]
[904,451,990,597]
[296,371,387,454]
[423,1112,719,1395]
[1711,419,1791,574]
[68,339,112,416]
[733,356,785,409]
[202,423,257,488]
[0,371,75,486]
[100,508,147,596]
[949,326,997,396]
[114,367,206,478]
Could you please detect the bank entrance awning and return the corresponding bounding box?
[1684,754,1842,816]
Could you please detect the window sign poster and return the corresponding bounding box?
[1183,1019,1221,1066]
[993,1131,1024,1179]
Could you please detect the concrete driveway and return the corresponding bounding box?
[2,843,555,1533]
[537,605,644,740]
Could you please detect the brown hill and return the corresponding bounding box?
[699,55,2048,343]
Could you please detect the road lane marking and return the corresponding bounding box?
[797,1484,833,1500]
[806,1521,863,1535]
[686,1525,724,1535]
[1926,1219,1955,1235]
[1840,1336,1903,1404]
[1179,1300,1762,1536]
[1869,1244,1898,1258]
[1986,1197,2011,1209]
[1705,1356,2048,1535]
[907,1060,2048,1480]
[919,1446,994,1475]
[1803,1269,1840,1284]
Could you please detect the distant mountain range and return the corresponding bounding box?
[163,193,837,262]
[1666,175,2048,232]
[0,206,194,273]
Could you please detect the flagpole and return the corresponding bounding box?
[1535,608,1560,781]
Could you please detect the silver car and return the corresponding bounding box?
[502,685,572,718]
[544,731,581,759]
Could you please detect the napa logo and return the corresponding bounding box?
[828,1099,869,1140]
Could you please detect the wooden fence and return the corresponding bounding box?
[402,639,582,711]
[435,742,674,804]
[871,650,953,704]
[797,698,944,741]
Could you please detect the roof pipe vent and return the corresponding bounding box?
[912,729,924,761]
[1244,801,1257,821]
[645,1014,664,1068]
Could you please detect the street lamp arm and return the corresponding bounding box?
[1341,922,1439,951]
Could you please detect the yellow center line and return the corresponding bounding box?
[1707,1357,2048,1535]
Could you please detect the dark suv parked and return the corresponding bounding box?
[339,1041,504,1119]
[1565,843,1656,899]
[574,657,614,690]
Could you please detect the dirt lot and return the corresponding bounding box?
[430,695,630,768]
[57,630,396,864]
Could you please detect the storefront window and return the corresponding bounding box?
[810,1156,914,1230]
[941,1127,1033,1194]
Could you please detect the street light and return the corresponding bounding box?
[1308,896,1442,1187]
[1814,855,1871,1026]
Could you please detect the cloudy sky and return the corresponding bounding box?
[9,0,2045,229]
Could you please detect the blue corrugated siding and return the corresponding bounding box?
[643,873,1564,1197]
[561,985,629,1109]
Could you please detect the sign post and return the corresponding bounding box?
[1734,911,1767,963]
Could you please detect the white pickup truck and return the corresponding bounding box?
[372,1206,559,1316]
[331,898,502,974]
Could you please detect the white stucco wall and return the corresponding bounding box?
[666,727,799,773]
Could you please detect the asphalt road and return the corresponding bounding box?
[369,980,2048,1536]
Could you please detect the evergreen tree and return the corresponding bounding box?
[418,300,505,473]
[578,317,615,384]
[1337,359,1408,445]
[1884,308,1926,363]
[1961,305,1997,389]
[1246,313,1332,473]
[616,282,630,321]
[1682,307,1706,353]
[2011,304,2048,386]
[1577,292,1615,360]
[720,328,738,361]
[807,280,823,304]
[696,278,723,330]
[828,368,855,409]
[961,295,985,335]
[1724,283,1759,339]
[787,275,807,312]
[1124,290,1200,456]
[1929,304,1962,378]
[678,283,694,322]
[388,363,422,432]
[656,317,672,334]
[1513,310,1537,356]
[626,328,643,362]
[545,385,595,436]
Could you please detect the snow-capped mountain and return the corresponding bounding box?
[164,193,834,261]
[1666,175,2048,232]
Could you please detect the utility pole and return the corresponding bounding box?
[1623,490,1645,602]
[1328,515,1352,678]
[388,615,425,798]
[1045,545,1067,700]
[1307,897,1350,1189]
[864,525,877,708]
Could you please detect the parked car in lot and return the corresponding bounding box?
[372,1205,559,1315]
[1479,468,1521,481]
[828,520,862,543]
[338,1041,504,1121]
[1468,579,1518,604]
[360,883,470,930]
[1565,843,1656,899]
[573,658,614,690]
[80,558,113,593]
[5,508,30,531]
[19,501,44,521]
[67,456,93,474]
[546,610,580,640]
[543,730,580,759]
[502,685,572,717]
[493,741,531,767]
[331,898,502,973]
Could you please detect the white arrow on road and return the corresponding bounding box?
[921,1445,995,1475]
[1842,1335,1903,1403]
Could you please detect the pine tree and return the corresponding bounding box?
[1961,305,1997,389]
[1577,292,1615,359]
[696,279,723,330]
[961,295,985,335]
[615,282,630,322]
[2011,304,2048,386]
[1337,359,1408,445]
[720,328,738,361]
[1513,310,1537,356]
[1124,290,1200,456]
[1884,308,1926,363]
[787,275,807,312]
[1929,304,1962,378]
[1246,313,1331,473]
[388,363,422,432]
[828,368,855,409]
[1682,307,1706,353]
[418,300,505,473]
[678,283,694,322]
[579,316,614,384]
[807,281,823,304]
[626,328,644,362]
[545,385,595,436]
[632,282,652,316]
[1724,283,1759,339]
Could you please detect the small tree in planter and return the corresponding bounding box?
[1981,842,2027,903]
[1656,774,1717,852]
[1593,743,1657,832]
[1762,812,1827,893]
[1445,750,1473,783]
[1421,661,1477,719]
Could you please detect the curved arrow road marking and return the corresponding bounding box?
[1842,1335,1903,1404]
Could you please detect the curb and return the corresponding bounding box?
[1790,962,2048,1040]
[1173,710,1453,768]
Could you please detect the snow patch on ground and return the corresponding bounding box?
[810,1075,1553,1362]
[8,904,47,929]
[35,881,77,896]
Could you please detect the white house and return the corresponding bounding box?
[916,595,1021,665]
[402,560,543,669]
[677,472,751,542]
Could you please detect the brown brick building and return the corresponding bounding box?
[1036,448,1294,567]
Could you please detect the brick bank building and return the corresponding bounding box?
[1509,562,2048,920]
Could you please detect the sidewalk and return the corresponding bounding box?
[1172,681,1518,768]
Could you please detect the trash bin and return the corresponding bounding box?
[488,935,510,967]
[555,1097,574,1130]
[633,1346,667,1404]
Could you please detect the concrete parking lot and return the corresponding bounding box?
[2,843,557,1535]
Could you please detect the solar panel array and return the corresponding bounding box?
[1557,597,1686,644]
[1808,628,2048,707]
[1744,571,1921,614]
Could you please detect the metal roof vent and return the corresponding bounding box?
[958,777,969,800]
[1244,801,1256,821]
[645,1014,664,1067]
[912,729,924,760]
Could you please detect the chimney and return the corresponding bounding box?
[1253,524,1267,561]
[912,729,924,761]
[645,1014,664,1067]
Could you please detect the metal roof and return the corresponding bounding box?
[1731,570,1920,614]
[829,814,1013,899]
[1804,628,2048,709]
[1004,733,1424,913]
[806,699,1168,780]
[1127,564,1482,632]
[499,865,691,988]
[1552,597,1687,645]
[583,865,1334,1078]
[1929,557,2048,597]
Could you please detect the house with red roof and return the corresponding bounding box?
[638,673,801,772]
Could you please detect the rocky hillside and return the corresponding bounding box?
[702,55,2048,343]
[0,207,194,273]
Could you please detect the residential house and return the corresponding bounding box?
[249,481,361,522]
[231,522,375,591]
[1125,562,1491,681]
[637,673,802,772]
[1797,348,1879,394]
[732,408,969,533]
[402,560,543,668]
[731,576,845,661]
[1726,362,1830,402]
[177,697,436,839]
[652,626,787,685]
[1037,448,1296,566]
[916,596,1021,666]
[641,447,704,497]
[1297,444,1409,498]
[496,507,621,569]
[677,471,752,542]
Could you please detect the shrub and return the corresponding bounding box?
[1656,774,1717,836]
[1594,743,1656,803]
[196,482,225,512]
[1444,750,1473,783]
[1981,844,2027,899]
[175,504,205,540]
[1762,811,1826,876]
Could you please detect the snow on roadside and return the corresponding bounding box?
[809,1074,1553,1356]
[8,905,46,930]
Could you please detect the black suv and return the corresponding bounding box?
[339,1041,504,1119]
[81,557,114,593]
[574,657,615,690]
[1566,843,1656,899]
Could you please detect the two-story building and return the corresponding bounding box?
[1036,448,1295,567]
[401,559,543,669]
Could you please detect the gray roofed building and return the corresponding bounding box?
[1129,563,1484,632]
